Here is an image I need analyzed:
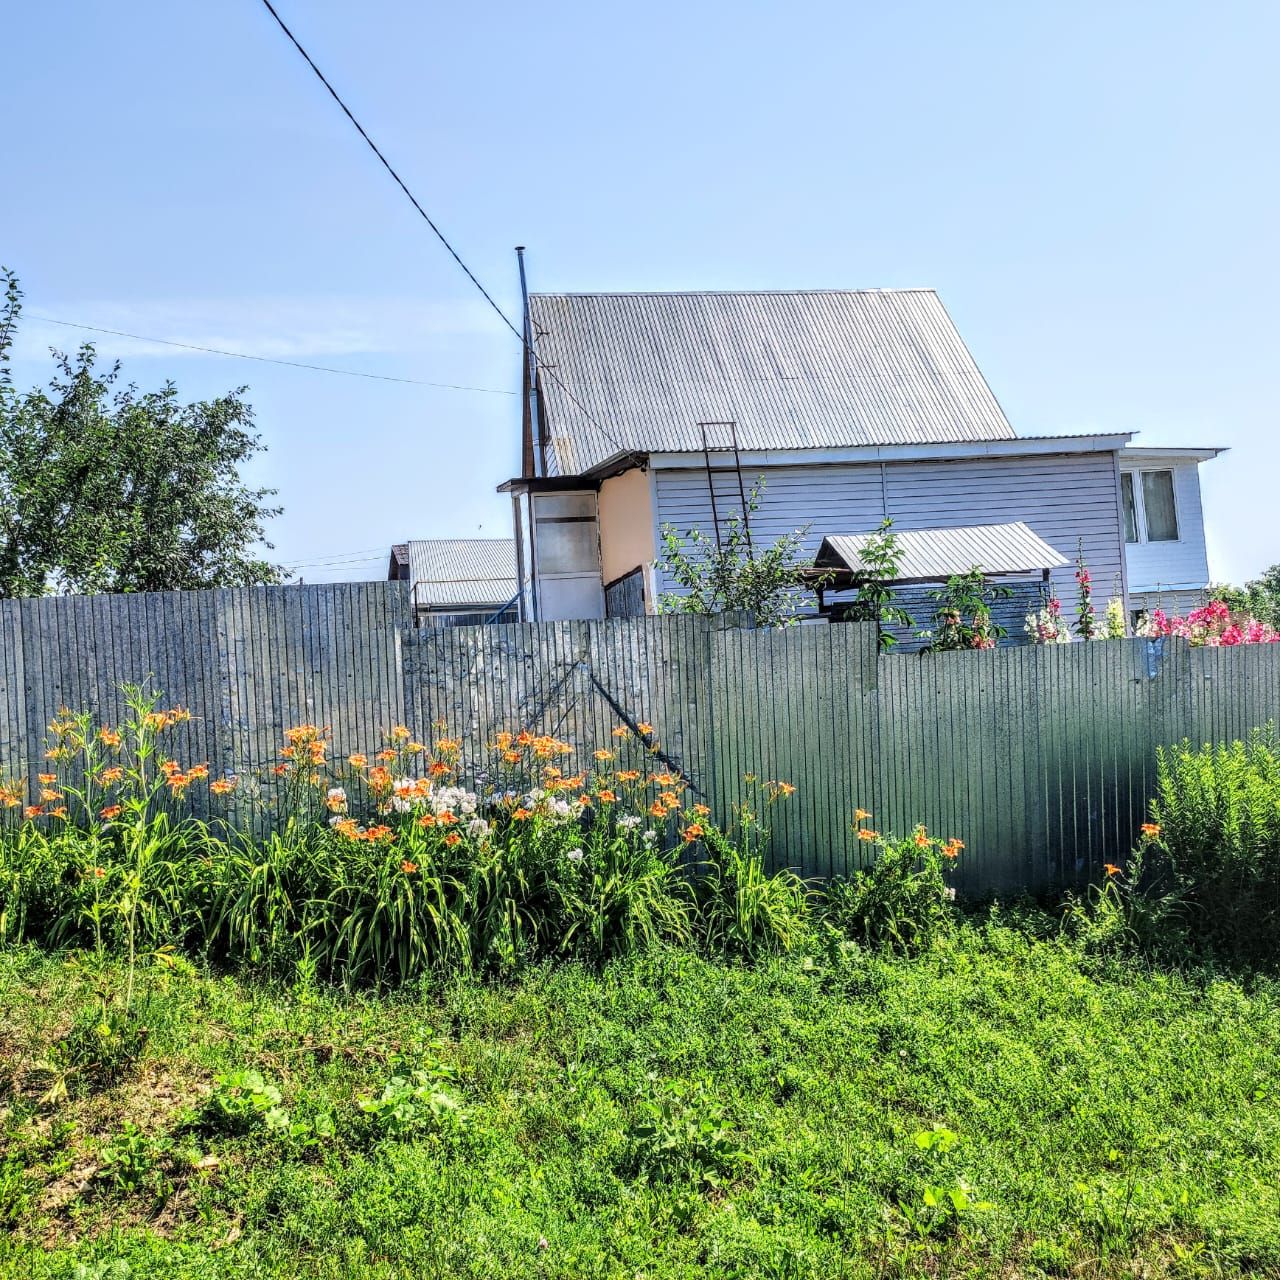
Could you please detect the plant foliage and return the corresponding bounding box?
[0,268,281,597]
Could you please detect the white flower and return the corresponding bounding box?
[391,796,413,814]
[467,816,490,838]
[618,814,642,831]
[642,828,658,845]
[326,786,347,803]
[328,814,344,827]
[566,847,584,864]
[944,886,956,901]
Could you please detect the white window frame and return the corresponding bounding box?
[1121,468,1182,545]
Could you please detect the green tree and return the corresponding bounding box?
[656,481,812,627]
[1212,567,1280,628]
[0,269,282,597]
[839,517,913,649]
[920,568,1010,651]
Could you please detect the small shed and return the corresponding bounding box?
[811,522,1069,649]
[389,539,520,627]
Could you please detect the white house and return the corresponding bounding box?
[498,286,1223,635]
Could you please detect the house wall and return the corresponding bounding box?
[653,451,1127,605]
[1121,458,1211,594]
[598,467,656,589]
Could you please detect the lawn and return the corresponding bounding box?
[3,919,1279,1279]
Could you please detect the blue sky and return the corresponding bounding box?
[4,0,1276,583]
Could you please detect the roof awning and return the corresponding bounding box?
[811,522,1069,586]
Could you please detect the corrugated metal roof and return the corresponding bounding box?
[529,289,1016,476]
[816,522,1068,582]
[405,539,517,608]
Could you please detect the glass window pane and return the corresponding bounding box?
[535,492,597,519]
[1120,473,1139,543]
[536,519,599,574]
[1142,470,1179,541]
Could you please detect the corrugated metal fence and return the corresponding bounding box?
[2,582,1277,891]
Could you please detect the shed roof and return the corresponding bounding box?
[815,522,1068,584]
[404,539,517,609]
[528,289,1016,476]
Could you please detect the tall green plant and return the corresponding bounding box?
[841,518,913,650]
[920,569,1009,652]
[1145,730,1280,962]
[656,480,812,627]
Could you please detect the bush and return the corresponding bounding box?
[1146,731,1280,962]
[821,824,962,954]
[1,699,827,985]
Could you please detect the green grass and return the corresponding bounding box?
[3,920,1280,1279]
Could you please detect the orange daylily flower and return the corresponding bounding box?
[1140,823,1161,838]
[401,860,418,874]
[637,722,655,736]
[682,822,704,843]
[594,749,614,761]
[857,828,879,842]
[100,804,122,820]
[693,804,711,817]
[210,778,237,796]
[855,808,872,821]
[443,832,462,847]
[1104,863,1122,877]
[38,773,57,785]
[597,789,618,803]
[512,807,533,821]
[348,753,368,768]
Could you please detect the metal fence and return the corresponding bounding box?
[3,582,1277,891]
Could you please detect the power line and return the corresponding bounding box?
[26,314,515,396]
[257,0,522,343]
[255,0,632,462]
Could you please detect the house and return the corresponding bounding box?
[1119,446,1224,623]
[500,286,1223,632]
[387,538,519,627]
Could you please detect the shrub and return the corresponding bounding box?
[821,822,961,954]
[1145,731,1280,962]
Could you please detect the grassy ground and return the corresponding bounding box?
[2,919,1280,1279]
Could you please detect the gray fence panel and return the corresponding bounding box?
[4,588,1280,889]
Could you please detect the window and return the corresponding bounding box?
[1141,470,1179,542]
[1120,469,1180,544]
[1120,473,1139,544]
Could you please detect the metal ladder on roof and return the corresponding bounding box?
[697,420,753,553]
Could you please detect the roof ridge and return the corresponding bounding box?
[530,287,938,300]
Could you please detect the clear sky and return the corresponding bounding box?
[3,0,1276,584]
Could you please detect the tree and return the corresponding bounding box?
[1212,566,1280,629]
[838,517,913,649]
[0,268,282,597]
[920,568,1010,651]
[656,481,812,627]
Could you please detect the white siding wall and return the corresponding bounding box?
[1121,460,1211,594]
[653,451,1127,604]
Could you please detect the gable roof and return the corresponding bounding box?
[816,522,1068,584]
[529,289,1016,477]
[403,539,517,609]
